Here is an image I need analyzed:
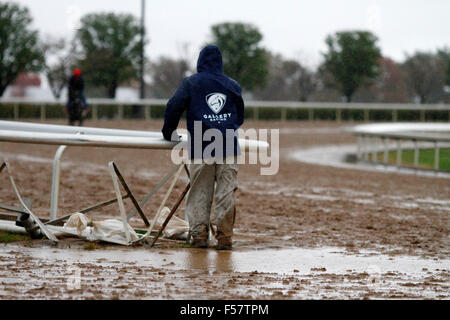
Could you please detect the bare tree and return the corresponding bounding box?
[373,57,408,102]
[252,53,316,101]
[43,37,76,99]
[437,47,450,86]
[402,51,447,103]
[252,54,290,100]
[351,57,409,103]
[148,56,190,98]
[297,65,317,102]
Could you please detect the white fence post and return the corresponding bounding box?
[364,109,369,122]
[413,140,419,168]
[392,110,398,122]
[50,145,67,220]
[308,109,314,121]
[253,107,259,121]
[371,137,377,162]
[281,107,287,121]
[40,104,46,121]
[353,124,450,172]
[118,105,124,119]
[363,136,369,161]
[396,139,402,167]
[383,138,389,164]
[420,109,425,122]
[144,105,150,120]
[356,136,362,160]
[92,104,98,120]
[336,109,342,122]
[13,104,19,120]
[434,142,440,170]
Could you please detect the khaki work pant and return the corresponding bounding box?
[185,161,238,242]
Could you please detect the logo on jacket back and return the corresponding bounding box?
[206,93,227,114]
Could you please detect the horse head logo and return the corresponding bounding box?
[206,93,227,114]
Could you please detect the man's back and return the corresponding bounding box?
[162,45,244,159]
[162,45,244,250]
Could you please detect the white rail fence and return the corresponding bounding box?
[1,98,450,121]
[351,123,450,171]
[0,120,268,220]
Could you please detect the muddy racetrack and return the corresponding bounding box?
[0,119,448,299]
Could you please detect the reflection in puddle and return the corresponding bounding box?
[1,245,448,299]
[9,246,449,276]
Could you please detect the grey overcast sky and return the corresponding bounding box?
[10,0,450,67]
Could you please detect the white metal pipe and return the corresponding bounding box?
[108,162,131,243]
[50,145,67,220]
[2,98,449,111]
[0,130,268,152]
[0,129,176,149]
[0,120,162,138]
[0,220,27,234]
[3,162,58,242]
[0,220,73,237]
[0,122,269,152]
[143,164,184,241]
[0,220,129,245]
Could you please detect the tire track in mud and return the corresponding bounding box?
[240,181,450,214]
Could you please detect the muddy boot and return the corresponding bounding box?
[191,238,209,248]
[216,236,232,250]
[190,224,209,248]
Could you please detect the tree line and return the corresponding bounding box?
[0,2,449,103]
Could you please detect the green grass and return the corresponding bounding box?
[373,148,450,171]
[83,242,99,250]
[0,231,30,244]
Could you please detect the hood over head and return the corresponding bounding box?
[73,68,82,77]
[197,45,223,74]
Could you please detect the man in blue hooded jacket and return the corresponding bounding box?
[162,45,244,250]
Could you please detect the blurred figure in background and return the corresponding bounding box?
[66,68,89,126]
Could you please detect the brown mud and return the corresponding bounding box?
[0,119,448,299]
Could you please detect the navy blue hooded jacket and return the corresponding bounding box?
[162,45,244,159]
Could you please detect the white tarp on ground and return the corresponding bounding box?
[63,212,139,244]
[150,207,189,240]
[63,209,189,244]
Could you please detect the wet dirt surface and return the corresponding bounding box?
[0,119,449,299]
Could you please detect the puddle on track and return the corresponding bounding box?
[0,243,449,299]
[3,246,448,275]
